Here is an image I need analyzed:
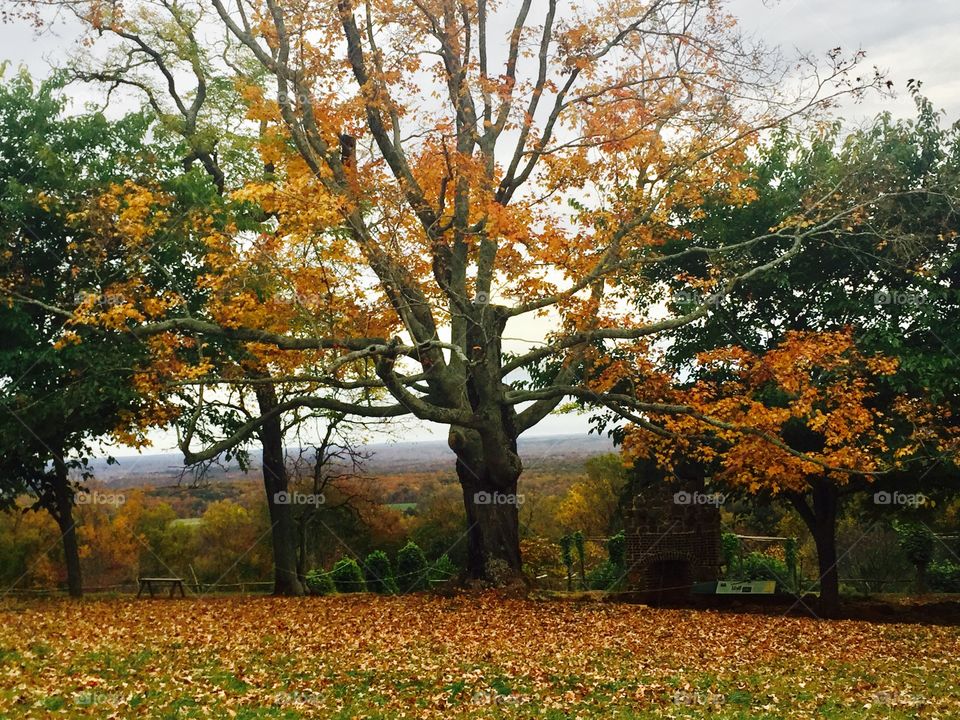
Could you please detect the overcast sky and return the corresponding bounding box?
[2,0,958,456]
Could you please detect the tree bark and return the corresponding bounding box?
[788,479,840,617]
[447,306,528,585]
[255,383,305,597]
[51,456,82,598]
[451,428,524,584]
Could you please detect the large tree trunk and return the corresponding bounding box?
[445,306,527,585]
[255,383,305,597]
[450,428,524,585]
[51,456,82,598]
[788,479,840,617]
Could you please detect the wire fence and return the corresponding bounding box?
[4,580,277,597]
[4,569,460,597]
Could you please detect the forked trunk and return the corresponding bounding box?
[445,306,528,585]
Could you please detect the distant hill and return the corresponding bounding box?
[89,434,616,488]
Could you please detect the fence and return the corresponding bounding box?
[4,580,276,597]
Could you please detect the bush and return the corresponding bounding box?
[740,552,789,584]
[721,532,741,577]
[607,531,625,568]
[330,557,366,593]
[929,561,960,593]
[396,541,429,593]
[364,550,398,594]
[589,531,627,591]
[588,560,624,591]
[304,569,336,595]
[428,554,458,585]
[895,521,935,592]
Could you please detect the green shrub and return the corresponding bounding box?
[895,521,935,592]
[929,560,960,592]
[396,541,429,593]
[784,537,798,589]
[364,550,398,594]
[588,560,624,591]
[589,531,626,591]
[304,569,335,595]
[330,557,366,593]
[428,554,458,585]
[740,552,789,584]
[607,531,626,568]
[721,532,741,577]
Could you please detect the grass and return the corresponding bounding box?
[0,592,958,718]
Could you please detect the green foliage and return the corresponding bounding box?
[894,522,936,570]
[784,537,798,588]
[606,531,626,568]
[588,561,624,592]
[721,533,741,577]
[928,561,960,593]
[895,521,936,592]
[363,550,398,594]
[396,541,429,593]
[304,569,336,595]
[0,73,161,518]
[740,552,789,584]
[0,72,243,596]
[428,553,458,585]
[330,558,366,593]
[590,531,627,591]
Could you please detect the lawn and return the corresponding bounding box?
[1,593,958,718]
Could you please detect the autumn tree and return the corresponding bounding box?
[0,73,180,596]
[615,98,960,611]
[653,89,960,437]
[621,330,932,613]
[555,454,627,537]
[47,0,398,595]
[9,0,906,583]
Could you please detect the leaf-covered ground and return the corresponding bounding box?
[2,593,959,718]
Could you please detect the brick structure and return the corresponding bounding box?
[624,482,721,601]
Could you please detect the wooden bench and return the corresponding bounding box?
[137,577,186,598]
